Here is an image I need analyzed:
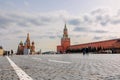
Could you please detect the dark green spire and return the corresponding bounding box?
[63,23,68,38]
[64,23,67,30]
[19,41,23,45]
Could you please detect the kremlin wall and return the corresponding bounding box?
[57,24,120,53]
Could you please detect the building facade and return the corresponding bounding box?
[17,33,35,55]
[57,25,120,53]
[57,24,70,53]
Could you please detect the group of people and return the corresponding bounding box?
[3,50,14,56]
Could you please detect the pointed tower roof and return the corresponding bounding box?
[26,33,30,41]
[26,33,31,49]
[64,23,67,30]
[63,23,68,38]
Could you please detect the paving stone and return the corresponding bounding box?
[0,56,19,80]
[6,54,120,80]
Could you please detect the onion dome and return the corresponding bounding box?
[32,41,34,45]
[19,41,23,45]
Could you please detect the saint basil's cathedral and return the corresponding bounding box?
[17,33,35,55]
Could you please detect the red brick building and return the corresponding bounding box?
[57,24,120,53]
[69,39,120,51]
[57,24,70,53]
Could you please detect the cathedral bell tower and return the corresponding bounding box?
[61,24,70,53]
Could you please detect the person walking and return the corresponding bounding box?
[11,50,13,56]
[83,48,86,55]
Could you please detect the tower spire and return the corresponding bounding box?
[63,23,68,38]
[64,23,67,29]
[26,33,30,49]
[27,33,30,41]
[58,23,70,53]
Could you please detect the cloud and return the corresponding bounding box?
[93,36,103,40]
[83,15,93,24]
[90,8,120,26]
[68,18,81,26]
[92,30,108,33]
[4,1,15,7]
[83,9,120,26]
[0,33,2,36]
[1,8,120,33]
[67,8,120,27]
[0,9,117,40]
[95,15,110,26]
[73,27,88,32]
[18,36,26,39]
[49,36,56,39]
[116,9,120,16]
[91,8,107,15]
[0,15,13,29]
[110,17,120,25]
[11,30,23,34]
[73,26,108,34]
[0,11,60,30]
[24,1,29,7]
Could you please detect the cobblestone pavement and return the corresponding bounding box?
[2,54,120,80]
[0,56,19,80]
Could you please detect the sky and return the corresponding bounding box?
[0,0,120,52]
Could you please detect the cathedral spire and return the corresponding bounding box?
[26,33,30,41]
[26,33,30,49]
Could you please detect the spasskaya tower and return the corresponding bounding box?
[57,24,70,53]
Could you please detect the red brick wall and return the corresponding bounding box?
[57,46,63,52]
[61,38,70,51]
[57,38,120,52]
[57,38,70,52]
[69,39,120,50]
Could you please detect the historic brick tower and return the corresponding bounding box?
[57,24,70,53]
